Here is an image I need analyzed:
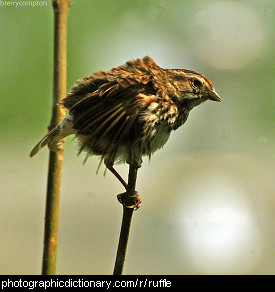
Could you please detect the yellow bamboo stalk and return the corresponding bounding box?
[42,0,71,275]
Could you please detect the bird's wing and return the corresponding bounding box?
[67,75,157,162]
[61,71,109,110]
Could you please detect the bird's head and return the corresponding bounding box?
[167,69,221,110]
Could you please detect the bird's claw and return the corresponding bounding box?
[117,191,142,210]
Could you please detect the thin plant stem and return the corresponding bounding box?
[113,164,139,275]
[42,0,71,275]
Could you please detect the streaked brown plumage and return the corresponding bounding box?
[30,56,221,205]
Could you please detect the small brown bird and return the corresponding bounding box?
[30,56,221,207]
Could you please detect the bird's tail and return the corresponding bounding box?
[29,126,62,157]
[30,115,75,157]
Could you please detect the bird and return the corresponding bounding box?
[30,56,221,208]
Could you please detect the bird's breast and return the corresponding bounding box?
[140,122,172,156]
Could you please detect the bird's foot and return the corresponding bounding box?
[117,191,142,210]
[126,158,142,169]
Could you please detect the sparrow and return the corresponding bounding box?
[30,56,221,208]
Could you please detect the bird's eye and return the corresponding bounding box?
[193,79,202,87]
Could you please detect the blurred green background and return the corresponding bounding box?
[0,0,274,274]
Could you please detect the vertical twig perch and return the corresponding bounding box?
[113,164,139,275]
[42,0,71,275]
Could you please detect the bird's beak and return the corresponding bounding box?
[208,89,221,102]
